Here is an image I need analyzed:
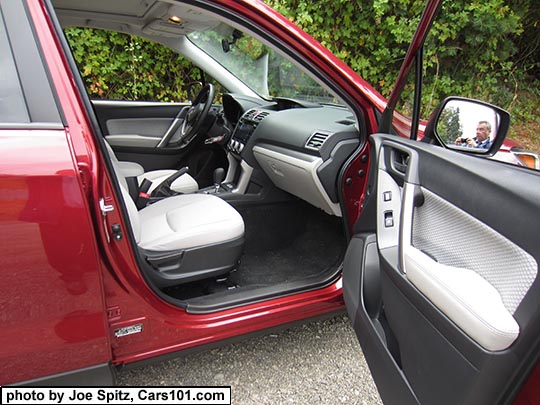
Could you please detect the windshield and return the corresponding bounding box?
[188,23,339,104]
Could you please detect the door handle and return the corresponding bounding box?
[157,106,189,148]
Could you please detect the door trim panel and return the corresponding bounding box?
[91,100,189,137]
[106,118,174,138]
[344,134,540,404]
[343,234,419,405]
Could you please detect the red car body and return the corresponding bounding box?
[4,0,371,385]
[1,0,538,401]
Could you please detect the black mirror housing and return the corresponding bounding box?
[424,97,510,156]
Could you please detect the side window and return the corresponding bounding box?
[64,28,224,103]
[0,8,30,123]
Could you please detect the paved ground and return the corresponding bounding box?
[117,313,382,405]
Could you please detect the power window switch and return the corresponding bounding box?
[383,191,392,202]
[384,211,394,227]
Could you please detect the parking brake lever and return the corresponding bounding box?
[151,167,189,198]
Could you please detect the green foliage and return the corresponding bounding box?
[64,28,200,101]
[267,0,423,99]
[265,0,538,121]
[437,106,463,144]
[65,1,538,124]
[422,1,521,116]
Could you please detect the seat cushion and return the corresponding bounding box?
[139,170,199,194]
[138,194,244,251]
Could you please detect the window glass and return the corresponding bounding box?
[64,28,225,103]
[188,24,340,104]
[392,61,418,138]
[0,9,29,123]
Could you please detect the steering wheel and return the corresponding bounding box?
[179,83,215,145]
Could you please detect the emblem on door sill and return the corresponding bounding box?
[114,323,143,338]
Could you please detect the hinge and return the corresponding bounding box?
[77,162,92,195]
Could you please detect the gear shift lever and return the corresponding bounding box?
[213,168,225,193]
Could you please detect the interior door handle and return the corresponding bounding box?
[381,142,419,185]
[157,106,188,148]
[391,149,409,174]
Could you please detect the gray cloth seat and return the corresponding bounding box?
[105,141,244,287]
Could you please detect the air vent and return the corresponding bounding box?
[305,132,330,150]
[243,109,270,124]
[253,111,269,122]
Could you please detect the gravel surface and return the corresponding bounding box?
[117,314,382,404]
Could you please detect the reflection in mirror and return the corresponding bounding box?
[436,100,500,153]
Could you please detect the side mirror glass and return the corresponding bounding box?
[430,97,510,155]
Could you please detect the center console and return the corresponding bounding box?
[199,157,253,196]
[227,109,269,155]
[199,109,268,197]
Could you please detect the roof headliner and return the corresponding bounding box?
[52,0,220,36]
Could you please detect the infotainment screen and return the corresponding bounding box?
[234,121,257,143]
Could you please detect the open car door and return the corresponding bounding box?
[342,1,540,404]
[343,134,540,404]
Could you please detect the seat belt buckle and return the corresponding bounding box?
[136,179,152,209]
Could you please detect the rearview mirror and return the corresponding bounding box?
[428,97,510,155]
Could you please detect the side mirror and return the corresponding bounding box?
[425,97,510,156]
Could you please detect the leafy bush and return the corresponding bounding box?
[65,28,200,101]
[65,1,539,124]
[266,0,537,121]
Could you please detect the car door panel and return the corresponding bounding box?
[344,233,419,405]
[93,100,188,138]
[92,100,191,170]
[344,134,540,404]
[105,117,175,138]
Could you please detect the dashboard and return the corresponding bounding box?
[221,93,362,216]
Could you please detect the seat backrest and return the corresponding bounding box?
[104,141,141,243]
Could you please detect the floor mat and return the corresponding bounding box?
[230,201,345,287]
[163,201,345,301]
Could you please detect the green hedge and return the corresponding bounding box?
[65,0,539,122]
[65,28,200,101]
[266,0,538,120]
